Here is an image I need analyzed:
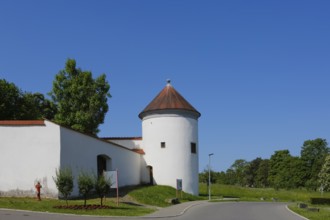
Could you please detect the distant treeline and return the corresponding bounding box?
[200,138,330,191]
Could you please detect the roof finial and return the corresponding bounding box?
[166,79,171,86]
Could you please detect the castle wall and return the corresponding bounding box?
[60,127,142,196]
[106,139,142,150]
[0,121,60,197]
[0,121,144,198]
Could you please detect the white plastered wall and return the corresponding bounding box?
[59,127,142,196]
[0,121,60,197]
[107,139,142,150]
[142,113,199,195]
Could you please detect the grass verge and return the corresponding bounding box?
[0,197,154,216]
[288,204,330,220]
[0,185,200,216]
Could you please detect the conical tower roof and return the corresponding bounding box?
[138,80,201,119]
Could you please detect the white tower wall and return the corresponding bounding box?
[142,112,199,195]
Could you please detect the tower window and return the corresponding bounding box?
[161,142,166,148]
[191,143,197,154]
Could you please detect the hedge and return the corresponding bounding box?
[310,197,330,205]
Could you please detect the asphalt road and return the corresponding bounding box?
[173,202,307,220]
[0,202,306,220]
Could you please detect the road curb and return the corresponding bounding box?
[143,201,207,218]
[285,205,310,220]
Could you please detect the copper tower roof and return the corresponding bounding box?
[139,80,201,119]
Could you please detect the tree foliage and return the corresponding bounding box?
[2,58,110,135]
[318,154,330,192]
[199,168,217,185]
[200,138,329,191]
[94,174,112,206]
[255,159,270,188]
[0,79,56,120]
[268,150,296,189]
[77,171,95,206]
[244,157,262,187]
[229,159,248,186]
[53,167,74,206]
[49,59,111,135]
[0,79,21,119]
[301,138,329,190]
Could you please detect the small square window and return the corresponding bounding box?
[191,143,197,154]
[161,142,166,148]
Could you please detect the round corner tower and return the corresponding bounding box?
[138,80,201,195]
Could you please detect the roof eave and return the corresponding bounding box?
[139,108,201,119]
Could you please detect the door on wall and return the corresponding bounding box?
[147,165,153,185]
[97,155,111,176]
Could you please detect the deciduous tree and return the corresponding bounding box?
[53,167,74,206]
[244,157,262,187]
[229,159,249,186]
[78,171,94,206]
[0,79,56,120]
[268,150,292,189]
[0,79,21,119]
[301,138,329,190]
[255,159,270,188]
[199,167,217,185]
[94,174,112,206]
[318,154,330,192]
[49,59,111,135]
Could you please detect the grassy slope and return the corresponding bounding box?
[128,185,201,207]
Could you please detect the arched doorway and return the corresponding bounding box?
[97,154,111,176]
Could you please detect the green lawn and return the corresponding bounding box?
[0,197,154,216]
[0,185,199,216]
[289,204,330,220]
[200,183,330,202]
[128,185,201,207]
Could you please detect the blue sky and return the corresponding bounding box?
[1,0,329,172]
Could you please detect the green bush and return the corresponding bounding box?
[77,171,94,206]
[53,167,74,205]
[310,197,330,205]
[94,174,111,206]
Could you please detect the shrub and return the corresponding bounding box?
[53,167,74,206]
[310,197,330,205]
[77,171,94,206]
[94,174,112,206]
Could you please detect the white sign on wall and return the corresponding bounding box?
[104,170,118,189]
[176,179,183,191]
[104,170,119,206]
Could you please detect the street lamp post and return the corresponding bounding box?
[208,153,214,200]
